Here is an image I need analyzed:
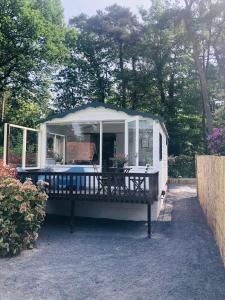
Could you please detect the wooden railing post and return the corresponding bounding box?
[70,175,75,233]
[147,202,151,239]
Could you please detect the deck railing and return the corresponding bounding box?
[17,171,159,238]
[17,171,159,204]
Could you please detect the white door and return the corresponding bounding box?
[3,123,40,169]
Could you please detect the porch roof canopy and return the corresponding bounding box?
[41,101,168,137]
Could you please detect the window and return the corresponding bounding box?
[128,120,136,166]
[7,126,23,167]
[5,124,39,169]
[26,130,38,168]
[46,123,100,165]
[159,133,162,161]
[139,120,153,166]
[47,133,65,163]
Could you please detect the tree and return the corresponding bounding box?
[53,0,225,158]
[55,13,112,109]
[0,0,69,125]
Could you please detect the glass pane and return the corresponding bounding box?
[139,120,153,166]
[8,126,23,167]
[128,120,136,166]
[46,123,100,165]
[102,121,125,171]
[26,130,38,167]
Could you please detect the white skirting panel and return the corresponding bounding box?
[46,197,164,221]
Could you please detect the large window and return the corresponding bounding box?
[46,123,100,165]
[139,120,153,166]
[26,130,38,168]
[5,124,39,169]
[128,120,136,166]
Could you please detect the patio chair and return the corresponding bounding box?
[131,166,149,193]
[93,164,108,194]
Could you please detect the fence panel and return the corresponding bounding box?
[196,155,225,266]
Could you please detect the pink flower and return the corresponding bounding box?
[19,203,28,213]
[24,214,34,221]
[15,195,23,201]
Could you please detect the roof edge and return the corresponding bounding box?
[40,101,168,136]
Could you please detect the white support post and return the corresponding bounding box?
[3,123,8,166]
[40,124,47,168]
[63,136,66,164]
[100,121,103,171]
[136,118,139,167]
[37,130,41,169]
[152,121,159,173]
[22,129,27,169]
[125,120,128,157]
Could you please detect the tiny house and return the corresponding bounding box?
[4,102,168,224]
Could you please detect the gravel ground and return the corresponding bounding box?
[0,184,225,300]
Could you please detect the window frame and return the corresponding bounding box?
[46,122,101,167]
[159,133,163,161]
[4,123,40,170]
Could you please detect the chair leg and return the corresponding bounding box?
[70,198,75,233]
[147,202,151,239]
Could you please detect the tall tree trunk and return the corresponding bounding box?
[157,75,166,107]
[167,73,175,117]
[0,89,10,123]
[131,56,138,110]
[119,42,126,108]
[184,1,213,133]
[213,44,225,90]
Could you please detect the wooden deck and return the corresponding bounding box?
[18,171,159,238]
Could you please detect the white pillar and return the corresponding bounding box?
[40,124,47,168]
[136,117,139,166]
[22,129,27,169]
[125,120,128,157]
[100,121,103,171]
[3,123,8,166]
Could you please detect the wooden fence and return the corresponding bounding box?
[196,155,225,266]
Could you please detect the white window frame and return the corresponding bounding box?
[46,121,101,168]
[47,132,66,164]
[3,123,40,170]
[125,117,139,167]
[125,117,154,168]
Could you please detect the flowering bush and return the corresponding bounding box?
[0,175,48,257]
[208,128,225,155]
[0,159,16,178]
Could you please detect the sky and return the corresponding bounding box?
[61,0,151,22]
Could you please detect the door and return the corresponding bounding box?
[3,123,40,169]
[102,133,116,171]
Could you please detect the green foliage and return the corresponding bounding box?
[5,99,44,128]
[168,155,196,178]
[1,0,225,166]
[0,0,72,129]
[55,2,207,157]
[0,173,48,257]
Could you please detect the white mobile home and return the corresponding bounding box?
[4,102,168,223]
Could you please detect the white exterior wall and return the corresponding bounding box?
[40,106,168,221]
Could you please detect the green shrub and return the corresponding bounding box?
[168,155,195,178]
[0,176,48,257]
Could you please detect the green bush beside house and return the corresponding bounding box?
[168,155,195,178]
[0,162,48,257]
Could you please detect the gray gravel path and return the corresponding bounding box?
[0,184,225,300]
